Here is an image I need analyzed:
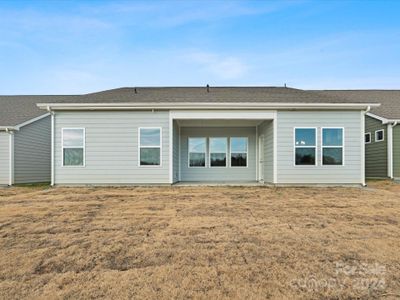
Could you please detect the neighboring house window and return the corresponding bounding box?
[188,137,206,167]
[62,128,85,166]
[375,129,384,142]
[209,137,227,167]
[230,137,248,167]
[139,127,161,166]
[365,132,371,144]
[322,128,344,165]
[294,128,316,165]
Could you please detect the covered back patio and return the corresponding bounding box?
[170,110,276,184]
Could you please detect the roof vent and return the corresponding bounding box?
[134,87,137,94]
[284,83,287,88]
[206,84,210,93]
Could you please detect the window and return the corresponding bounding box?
[322,128,344,165]
[62,128,85,166]
[375,129,384,142]
[230,137,248,167]
[365,132,371,144]
[209,137,227,167]
[294,128,316,165]
[188,138,206,167]
[139,128,161,166]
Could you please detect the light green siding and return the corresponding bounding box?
[393,125,400,179]
[276,111,362,184]
[14,116,51,183]
[172,120,179,183]
[257,120,274,183]
[54,111,170,185]
[365,116,388,178]
[0,132,10,185]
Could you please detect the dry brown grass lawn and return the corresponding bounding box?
[0,181,399,299]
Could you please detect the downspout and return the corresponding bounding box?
[48,106,55,186]
[388,121,398,179]
[361,106,370,186]
[6,128,14,186]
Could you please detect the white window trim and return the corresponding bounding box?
[365,132,371,144]
[138,127,162,167]
[230,137,249,168]
[321,127,345,166]
[375,129,384,142]
[209,137,228,168]
[61,128,86,167]
[293,127,317,167]
[188,137,207,168]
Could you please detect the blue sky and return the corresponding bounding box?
[0,0,399,94]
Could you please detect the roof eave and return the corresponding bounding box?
[0,126,17,131]
[366,112,400,124]
[37,102,380,111]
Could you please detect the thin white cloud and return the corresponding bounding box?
[185,51,249,80]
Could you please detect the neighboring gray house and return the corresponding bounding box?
[316,90,400,180]
[34,87,378,186]
[0,96,71,185]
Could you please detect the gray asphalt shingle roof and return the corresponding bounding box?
[56,87,370,104]
[0,95,74,127]
[312,90,400,120]
[0,87,394,127]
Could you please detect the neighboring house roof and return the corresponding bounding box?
[0,95,74,127]
[312,90,400,121]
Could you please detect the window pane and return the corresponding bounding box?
[295,129,315,146]
[63,129,84,147]
[189,138,206,153]
[295,148,315,165]
[323,128,343,146]
[365,134,371,143]
[231,137,247,152]
[63,148,84,166]
[323,148,343,165]
[140,128,161,146]
[140,148,160,165]
[231,153,247,167]
[189,153,205,167]
[376,130,384,141]
[210,138,227,153]
[210,153,226,167]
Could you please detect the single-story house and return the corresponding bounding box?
[0,96,72,185]
[33,87,379,186]
[315,90,400,180]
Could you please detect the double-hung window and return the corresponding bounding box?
[139,127,161,166]
[62,128,85,166]
[188,138,206,167]
[375,129,384,142]
[294,128,316,165]
[230,137,248,167]
[209,137,227,167]
[365,132,371,144]
[322,128,344,165]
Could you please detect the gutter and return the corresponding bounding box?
[361,106,370,187]
[388,121,398,179]
[37,102,380,111]
[0,126,17,131]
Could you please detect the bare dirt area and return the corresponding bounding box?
[0,181,399,299]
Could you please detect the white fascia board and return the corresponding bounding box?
[37,102,380,111]
[366,112,400,124]
[0,127,17,131]
[14,113,50,130]
[170,110,276,120]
